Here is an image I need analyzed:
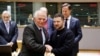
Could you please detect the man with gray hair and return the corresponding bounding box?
[18,10,52,56]
[40,7,54,38]
[0,10,18,55]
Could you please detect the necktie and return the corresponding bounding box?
[65,19,68,28]
[6,22,10,33]
[40,29,45,45]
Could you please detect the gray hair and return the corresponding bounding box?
[33,10,46,20]
[40,7,47,13]
[2,10,11,16]
[2,10,11,20]
[33,10,40,18]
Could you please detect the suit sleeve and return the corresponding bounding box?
[11,22,18,43]
[23,26,46,53]
[0,36,8,44]
[51,30,74,55]
[74,20,82,44]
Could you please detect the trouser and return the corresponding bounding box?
[71,50,78,56]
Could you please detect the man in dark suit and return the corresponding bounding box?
[62,3,83,56]
[0,10,18,54]
[18,10,52,56]
[40,7,54,38]
[48,13,74,56]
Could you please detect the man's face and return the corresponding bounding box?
[53,17,64,30]
[2,13,10,22]
[34,13,47,28]
[62,6,71,19]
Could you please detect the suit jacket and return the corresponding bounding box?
[18,22,48,56]
[69,16,82,53]
[0,20,18,52]
[49,28,74,56]
[45,18,54,38]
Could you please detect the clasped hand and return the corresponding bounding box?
[45,44,52,52]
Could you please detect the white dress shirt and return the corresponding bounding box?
[67,15,71,29]
[40,29,46,45]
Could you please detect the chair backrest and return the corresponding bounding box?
[0,45,11,56]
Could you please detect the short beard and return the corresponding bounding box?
[57,25,64,30]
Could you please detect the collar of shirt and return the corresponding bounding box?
[36,24,43,30]
[67,15,71,20]
[4,21,10,27]
[67,15,71,29]
[4,20,10,24]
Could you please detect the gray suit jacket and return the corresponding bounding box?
[18,22,48,56]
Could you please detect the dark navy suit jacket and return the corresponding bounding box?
[0,20,18,51]
[69,16,82,53]
[46,18,54,38]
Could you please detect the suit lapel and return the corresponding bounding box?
[1,20,8,34]
[70,17,74,29]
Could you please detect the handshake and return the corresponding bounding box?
[45,45,55,56]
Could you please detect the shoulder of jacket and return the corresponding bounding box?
[10,21,16,23]
[71,17,79,21]
[26,24,35,31]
